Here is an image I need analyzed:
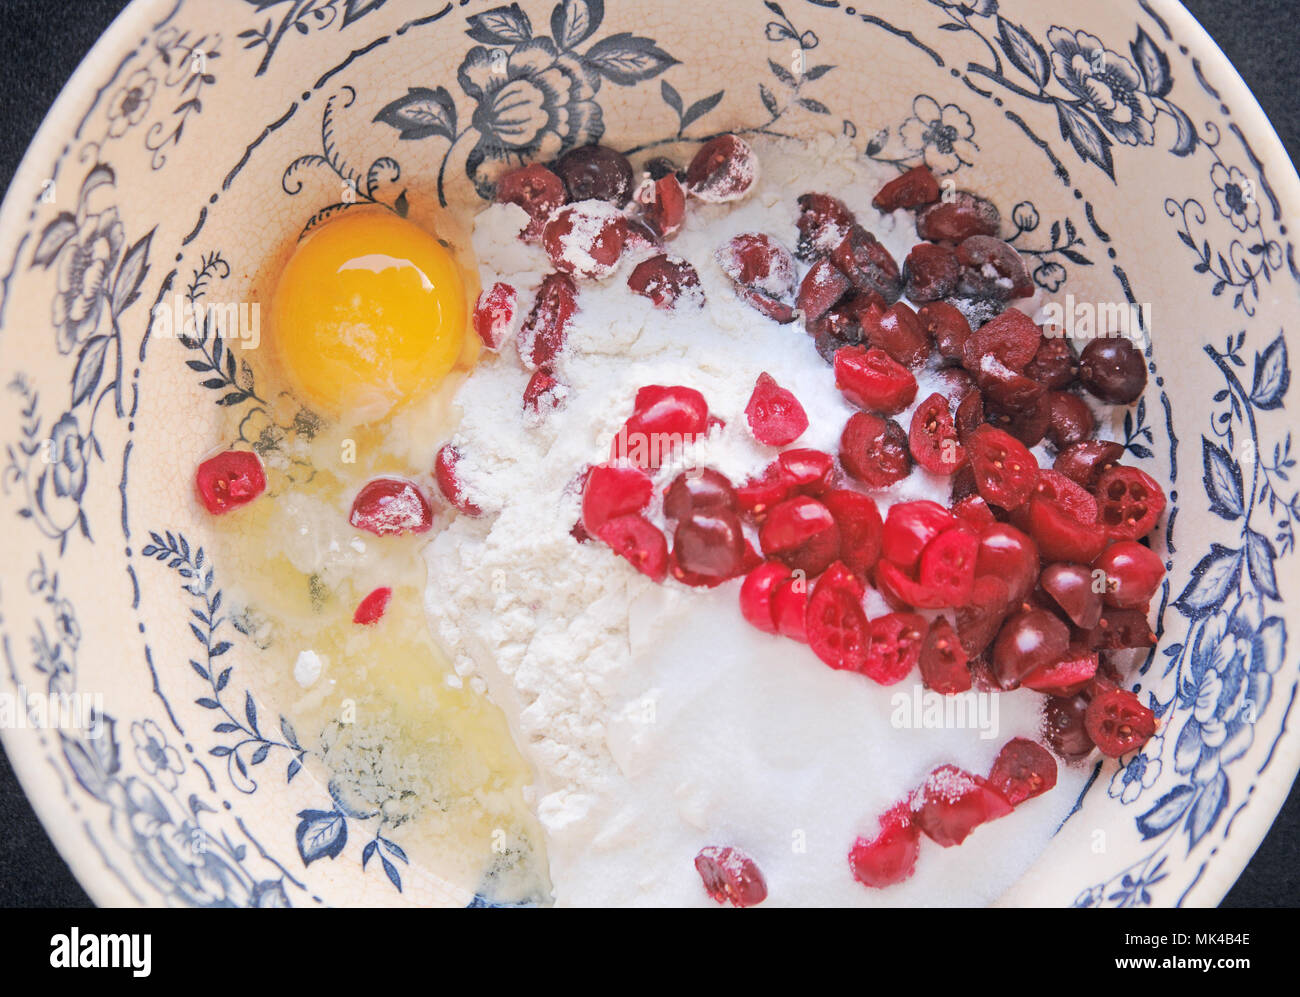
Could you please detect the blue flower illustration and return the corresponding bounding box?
[1109,734,1164,803]
[131,719,185,790]
[47,413,88,503]
[1211,163,1261,232]
[898,95,977,175]
[51,207,123,354]
[1047,28,1157,146]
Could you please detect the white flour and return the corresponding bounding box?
[425,135,1088,906]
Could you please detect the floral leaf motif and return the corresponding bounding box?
[1245,529,1280,600]
[1163,100,1198,157]
[1130,27,1172,98]
[1249,333,1289,409]
[60,732,114,802]
[1135,784,1195,839]
[112,228,154,314]
[681,90,724,129]
[31,213,78,268]
[71,335,111,409]
[295,809,348,864]
[465,4,533,45]
[583,33,679,85]
[660,79,682,115]
[1174,544,1243,618]
[341,0,388,29]
[759,83,779,117]
[1201,438,1244,520]
[1055,100,1114,179]
[1186,768,1229,847]
[768,58,796,87]
[78,163,115,210]
[373,87,457,142]
[996,16,1049,87]
[796,97,830,115]
[551,0,603,50]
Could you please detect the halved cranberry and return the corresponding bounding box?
[598,513,668,582]
[962,307,1040,373]
[1055,439,1125,488]
[613,385,710,469]
[807,565,871,671]
[582,463,654,533]
[1026,497,1105,564]
[911,765,1013,847]
[987,738,1058,805]
[1079,337,1147,405]
[716,232,797,322]
[736,463,796,519]
[352,586,392,625]
[830,225,902,302]
[840,412,912,488]
[627,253,702,308]
[664,468,736,520]
[909,393,965,475]
[472,281,517,350]
[992,609,1070,689]
[777,449,836,494]
[974,522,1039,602]
[542,200,628,278]
[873,165,940,212]
[956,575,1012,656]
[1084,608,1157,650]
[1026,336,1078,389]
[974,355,1047,412]
[861,301,929,367]
[495,163,566,240]
[1038,562,1103,629]
[822,489,883,577]
[772,575,810,642]
[903,242,960,301]
[861,612,926,685]
[1085,689,1157,757]
[1042,693,1095,759]
[740,560,793,634]
[848,802,920,889]
[349,476,433,536]
[1096,466,1166,540]
[986,394,1051,448]
[797,257,852,321]
[1031,468,1099,523]
[1094,541,1165,609]
[953,493,995,529]
[969,425,1038,509]
[745,372,808,446]
[955,235,1033,299]
[915,192,1000,242]
[672,510,746,585]
[686,134,759,202]
[954,388,984,441]
[518,272,578,369]
[918,301,971,361]
[796,192,856,261]
[917,525,979,607]
[1022,646,1099,696]
[881,501,957,573]
[694,845,767,907]
[834,346,917,414]
[1045,391,1094,449]
[554,144,634,205]
[522,369,566,415]
[759,495,841,576]
[920,616,972,694]
[637,172,687,237]
[433,444,482,516]
[195,450,265,514]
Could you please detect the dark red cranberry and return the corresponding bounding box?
[873,166,940,212]
[903,242,960,301]
[830,225,903,302]
[918,301,971,361]
[1045,391,1095,449]
[840,412,912,488]
[1079,338,1147,404]
[495,163,566,240]
[915,192,1000,242]
[955,235,1033,299]
[1038,562,1103,629]
[627,253,702,309]
[663,468,737,520]
[673,510,747,584]
[1025,336,1078,389]
[553,144,634,205]
[686,134,759,202]
[861,301,929,367]
[1043,694,1095,759]
[796,192,856,261]
[1054,439,1126,489]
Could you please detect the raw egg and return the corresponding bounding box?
[271,207,467,422]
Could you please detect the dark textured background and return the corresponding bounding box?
[0,0,1296,908]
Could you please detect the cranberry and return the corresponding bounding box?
[920,616,972,694]
[918,301,971,361]
[833,346,917,414]
[542,200,628,278]
[954,388,984,441]
[955,235,1033,299]
[873,165,941,212]
[472,281,517,350]
[1031,467,1099,522]
[861,301,929,367]
[1084,608,1157,650]
[807,565,871,672]
[759,495,841,576]
[795,192,857,261]
[777,449,836,494]
[736,463,796,519]
[904,242,960,301]
[1022,646,1099,696]
[612,385,710,469]
[848,803,920,889]
[956,575,1012,656]
[974,522,1039,602]
[554,144,634,205]
[969,425,1038,509]
[694,845,767,907]
[1093,541,1166,608]
[1079,337,1147,404]
[830,225,903,302]
[992,609,1070,690]
[986,394,1051,448]
[974,356,1047,412]
[645,156,684,181]
[637,172,687,237]
[772,575,810,642]
[822,489,884,577]
[797,257,852,321]
[663,468,735,521]
[351,586,392,625]
[495,163,566,240]
[861,612,927,685]
[195,450,265,515]
[672,510,746,585]
[581,463,653,533]
[911,765,1013,847]
[916,525,979,607]
[909,392,965,475]
[915,192,1000,242]
[1025,497,1103,564]
[962,307,1040,373]
[627,254,703,308]
[522,369,565,415]
[1054,439,1125,489]
[1045,391,1095,449]
[881,501,956,572]
[953,493,995,529]
[598,514,668,582]
[433,444,482,516]
[1085,689,1157,757]
[716,232,797,322]
[1042,693,1095,759]
[840,412,912,488]
[518,272,578,370]
[1096,466,1166,540]
[1038,562,1103,628]
[686,135,759,202]
[987,738,1058,806]
[740,560,793,634]
[745,372,808,446]
[1025,336,1078,389]
[348,476,433,536]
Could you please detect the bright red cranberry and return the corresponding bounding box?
[952,493,995,529]
[554,144,634,205]
[1038,562,1103,629]
[495,163,566,240]
[920,616,972,694]
[987,738,1058,806]
[916,525,979,607]
[745,372,808,446]
[807,564,871,671]
[903,242,960,302]
[973,522,1039,603]
[956,575,1012,656]
[840,412,912,488]
[1022,646,1099,696]
[522,369,565,415]
[759,495,841,576]
[796,192,856,261]
[349,476,433,536]
[1093,541,1165,608]
[915,192,1000,242]
[1043,693,1095,759]
[772,575,810,642]
[352,586,392,625]
[777,449,836,495]
[873,165,941,212]
[686,135,759,203]
[740,560,793,634]
[830,225,902,302]
[613,385,710,469]
[911,765,1013,847]
[1045,391,1095,449]
[822,489,883,577]
[1096,466,1166,540]
[918,301,971,361]
[881,501,956,572]
[969,425,1038,509]
[672,510,747,585]
[834,346,917,414]
[1026,497,1105,564]
[638,172,687,237]
[716,232,797,322]
[472,281,517,350]
[581,463,653,533]
[1085,689,1157,757]
[797,257,852,321]
[1026,336,1078,389]
[542,200,628,278]
[909,393,965,475]
[848,803,920,889]
[992,609,1070,690]
[861,612,926,685]
[1079,337,1147,404]
[1054,440,1126,489]
[694,845,767,907]
[663,468,736,520]
[627,253,702,308]
[433,444,481,517]
[736,463,796,519]
[955,235,1033,299]
[1031,468,1098,521]
[195,450,265,515]
[598,514,668,582]
[518,272,578,370]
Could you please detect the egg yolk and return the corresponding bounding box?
[271,207,467,423]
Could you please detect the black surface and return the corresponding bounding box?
[0,0,1296,909]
